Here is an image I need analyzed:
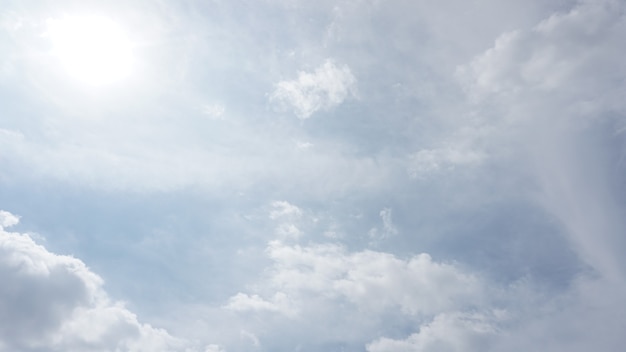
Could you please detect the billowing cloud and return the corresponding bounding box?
[270,59,357,119]
[0,210,202,352]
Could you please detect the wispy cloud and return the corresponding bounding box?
[270,59,357,119]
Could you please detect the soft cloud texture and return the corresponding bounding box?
[271,59,357,119]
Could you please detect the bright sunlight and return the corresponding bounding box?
[47,15,133,86]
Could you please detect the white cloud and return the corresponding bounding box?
[232,241,483,317]
[0,210,202,352]
[269,201,302,220]
[224,292,294,317]
[0,210,19,229]
[408,148,485,177]
[270,59,357,119]
[367,311,501,352]
[275,223,303,240]
[268,201,306,240]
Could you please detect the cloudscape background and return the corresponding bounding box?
[1,0,626,350]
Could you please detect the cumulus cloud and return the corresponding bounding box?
[270,60,357,119]
[0,210,200,352]
[230,241,484,318]
[218,239,499,350]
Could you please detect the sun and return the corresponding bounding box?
[47,15,134,86]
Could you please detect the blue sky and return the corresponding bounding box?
[1,0,626,351]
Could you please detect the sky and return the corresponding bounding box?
[1,0,626,351]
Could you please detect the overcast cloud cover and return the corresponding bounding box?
[1,0,626,351]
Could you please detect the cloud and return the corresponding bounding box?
[458,0,626,112]
[368,207,398,242]
[270,59,357,119]
[0,210,200,351]
[458,0,626,280]
[224,292,294,317]
[366,311,501,352]
[270,242,483,315]
[269,200,302,220]
[408,147,485,177]
[0,210,19,229]
[219,239,495,350]
[204,345,226,352]
[230,240,484,318]
[443,1,626,350]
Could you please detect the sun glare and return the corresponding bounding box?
[47,15,134,86]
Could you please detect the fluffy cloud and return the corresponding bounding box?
[220,239,498,350]
[270,59,357,119]
[367,311,501,352]
[262,241,484,316]
[0,210,19,229]
[0,210,200,352]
